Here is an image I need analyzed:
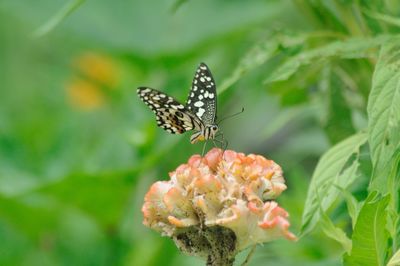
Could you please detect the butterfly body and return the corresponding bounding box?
[190,124,219,144]
[137,63,219,144]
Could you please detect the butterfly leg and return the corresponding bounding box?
[212,138,224,148]
[214,133,228,161]
[212,137,228,154]
[220,132,228,151]
[196,140,209,168]
[201,139,209,157]
[214,132,228,150]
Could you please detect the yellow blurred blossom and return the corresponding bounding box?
[67,79,104,110]
[66,52,120,110]
[74,52,119,87]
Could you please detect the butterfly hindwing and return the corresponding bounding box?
[137,87,202,134]
[186,63,217,125]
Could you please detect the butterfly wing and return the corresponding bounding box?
[186,63,217,125]
[137,87,202,134]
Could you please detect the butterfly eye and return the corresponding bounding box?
[212,125,218,131]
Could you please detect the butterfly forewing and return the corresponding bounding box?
[186,63,217,125]
[137,87,202,134]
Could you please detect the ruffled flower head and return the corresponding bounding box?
[142,148,296,265]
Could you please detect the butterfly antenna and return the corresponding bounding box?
[217,107,245,124]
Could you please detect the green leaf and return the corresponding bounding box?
[301,132,367,236]
[367,38,400,193]
[319,210,352,254]
[33,0,86,37]
[344,193,390,266]
[265,35,391,84]
[363,9,400,28]
[219,34,307,94]
[388,249,400,266]
[334,185,361,229]
[320,65,355,144]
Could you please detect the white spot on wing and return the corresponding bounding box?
[197,108,205,117]
[194,101,204,107]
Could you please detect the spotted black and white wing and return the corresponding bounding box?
[186,63,217,125]
[137,87,202,134]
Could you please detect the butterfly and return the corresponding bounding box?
[137,63,222,145]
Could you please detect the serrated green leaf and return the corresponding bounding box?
[334,185,361,229]
[319,210,352,253]
[301,132,367,236]
[367,38,400,193]
[388,249,400,266]
[265,35,391,84]
[343,193,390,266]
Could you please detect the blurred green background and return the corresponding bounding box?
[2,0,397,265]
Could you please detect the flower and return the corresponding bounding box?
[66,52,120,110]
[66,79,104,110]
[74,52,118,87]
[142,148,296,265]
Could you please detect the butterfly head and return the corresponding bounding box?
[202,123,219,141]
[207,124,219,138]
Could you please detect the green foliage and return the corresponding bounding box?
[344,193,390,266]
[388,249,400,266]
[367,39,400,193]
[301,132,367,236]
[264,35,390,84]
[1,1,400,265]
[319,210,351,254]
